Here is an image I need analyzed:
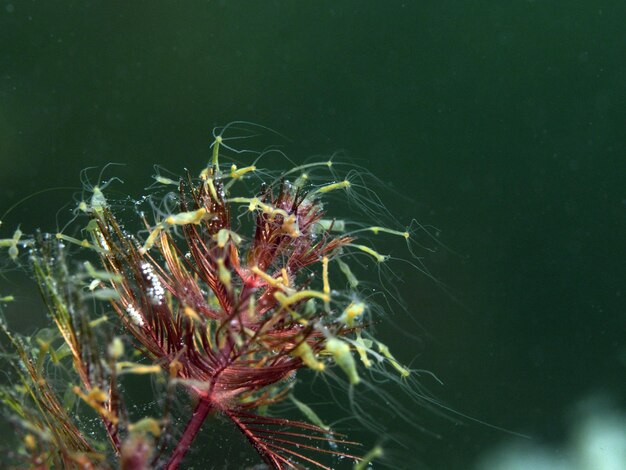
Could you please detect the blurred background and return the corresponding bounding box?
[1,1,625,468]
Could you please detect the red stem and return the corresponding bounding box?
[164,399,212,470]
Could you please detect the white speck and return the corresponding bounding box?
[141,262,165,305]
[125,304,144,326]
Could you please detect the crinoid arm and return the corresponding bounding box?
[226,411,361,470]
[0,125,428,469]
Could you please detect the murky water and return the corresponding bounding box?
[1,2,624,469]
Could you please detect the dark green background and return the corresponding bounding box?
[1,1,624,468]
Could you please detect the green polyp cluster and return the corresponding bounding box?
[212,134,222,171]
[0,127,426,470]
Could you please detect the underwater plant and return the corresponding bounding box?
[0,124,432,469]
